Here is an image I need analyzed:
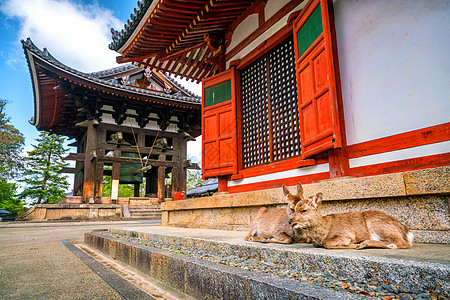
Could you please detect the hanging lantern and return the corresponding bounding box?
[119,152,144,184]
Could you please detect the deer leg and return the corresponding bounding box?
[244,233,253,241]
[246,235,270,243]
[356,240,411,250]
[323,237,359,249]
[269,233,293,244]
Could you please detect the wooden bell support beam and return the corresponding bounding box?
[94,128,106,200]
[157,154,166,201]
[82,122,98,203]
[73,140,84,196]
[145,168,158,198]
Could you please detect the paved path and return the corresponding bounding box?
[0,220,160,300]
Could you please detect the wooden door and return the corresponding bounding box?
[202,68,237,178]
[293,0,343,158]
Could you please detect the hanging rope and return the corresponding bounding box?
[128,114,160,176]
[144,128,160,167]
[129,116,144,167]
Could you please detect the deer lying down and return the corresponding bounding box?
[288,192,414,249]
[244,183,309,244]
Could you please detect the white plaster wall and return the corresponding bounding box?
[334,0,450,145]
[226,2,306,67]
[265,0,291,21]
[227,14,259,51]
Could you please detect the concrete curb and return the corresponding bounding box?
[108,228,450,296]
[85,231,365,300]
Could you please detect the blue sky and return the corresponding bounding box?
[0,0,201,160]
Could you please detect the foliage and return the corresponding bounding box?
[101,166,142,197]
[186,154,205,190]
[19,132,69,204]
[0,99,25,212]
[102,175,138,198]
[0,99,25,181]
[186,170,205,190]
[0,181,24,212]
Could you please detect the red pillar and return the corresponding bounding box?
[218,176,228,193]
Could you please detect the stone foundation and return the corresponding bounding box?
[161,166,450,244]
[20,204,123,221]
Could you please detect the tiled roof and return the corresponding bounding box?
[109,0,154,52]
[89,63,138,78]
[22,38,201,104]
[108,0,256,82]
[186,178,218,197]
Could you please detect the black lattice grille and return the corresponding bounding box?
[240,37,300,169]
[241,56,270,168]
[269,38,301,161]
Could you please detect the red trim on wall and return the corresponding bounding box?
[237,157,327,179]
[350,153,450,177]
[348,122,450,159]
[227,152,449,195]
[228,172,329,194]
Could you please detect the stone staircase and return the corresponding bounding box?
[124,204,161,220]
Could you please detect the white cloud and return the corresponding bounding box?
[172,76,202,97]
[1,0,122,72]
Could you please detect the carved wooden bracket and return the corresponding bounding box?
[112,103,128,125]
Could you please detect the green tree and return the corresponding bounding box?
[0,99,25,211]
[186,170,204,190]
[19,132,69,204]
[186,154,204,190]
[101,169,136,198]
[0,99,25,180]
[0,182,23,212]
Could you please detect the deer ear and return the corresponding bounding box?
[282,185,290,196]
[312,193,323,208]
[297,183,303,195]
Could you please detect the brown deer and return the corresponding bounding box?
[288,191,414,249]
[244,183,310,244]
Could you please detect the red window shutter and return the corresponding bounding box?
[202,68,238,178]
[293,0,343,158]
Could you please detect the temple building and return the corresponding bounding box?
[107,0,449,243]
[22,38,201,205]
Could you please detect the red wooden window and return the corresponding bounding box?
[240,37,301,169]
[202,68,238,178]
[293,0,344,158]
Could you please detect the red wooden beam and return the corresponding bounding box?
[158,42,206,62]
[116,53,157,64]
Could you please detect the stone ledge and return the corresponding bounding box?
[35,204,122,209]
[85,231,364,300]
[162,166,450,211]
[91,229,450,296]
[22,204,123,221]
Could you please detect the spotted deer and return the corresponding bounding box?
[244,183,310,244]
[288,191,414,249]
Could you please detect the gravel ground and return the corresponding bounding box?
[99,231,448,300]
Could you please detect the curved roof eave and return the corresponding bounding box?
[21,38,201,107]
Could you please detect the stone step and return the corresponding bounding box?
[127,204,161,220]
[85,231,363,300]
[85,228,449,299]
[129,210,160,214]
[129,213,161,218]
[128,207,161,211]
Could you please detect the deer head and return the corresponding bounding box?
[289,192,323,229]
[283,183,306,219]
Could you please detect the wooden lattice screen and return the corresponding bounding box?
[241,37,301,168]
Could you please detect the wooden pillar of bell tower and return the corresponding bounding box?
[82,122,98,203]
